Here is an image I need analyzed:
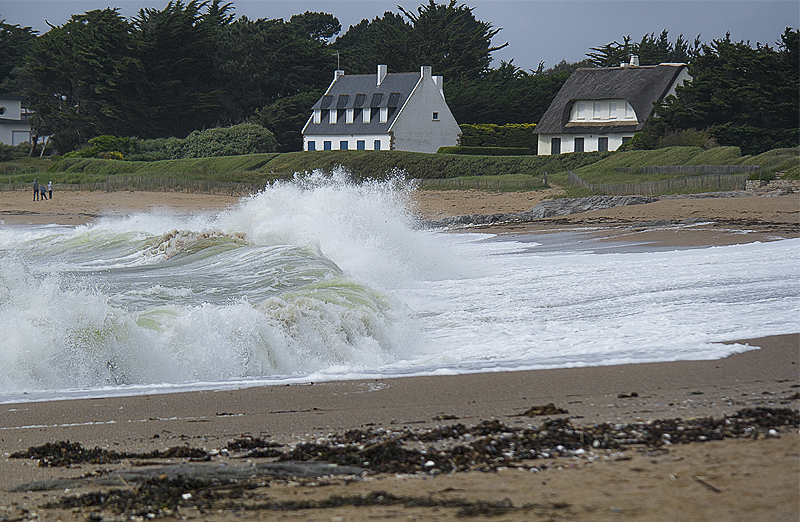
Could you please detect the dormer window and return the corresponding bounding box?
[380,107,388,123]
[570,99,635,123]
[363,108,371,123]
[313,109,321,124]
[346,108,354,124]
[329,109,337,124]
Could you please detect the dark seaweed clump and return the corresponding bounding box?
[9,441,210,467]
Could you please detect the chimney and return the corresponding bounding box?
[420,65,432,78]
[433,75,444,99]
[377,64,387,86]
[334,69,344,81]
[629,55,639,67]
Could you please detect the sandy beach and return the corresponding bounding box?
[0,186,798,521]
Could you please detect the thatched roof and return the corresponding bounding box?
[535,64,688,135]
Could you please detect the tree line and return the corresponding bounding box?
[0,1,797,156]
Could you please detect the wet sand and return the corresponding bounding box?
[0,187,798,521]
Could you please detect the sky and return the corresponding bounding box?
[1,0,797,73]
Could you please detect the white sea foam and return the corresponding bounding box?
[1,170,798,403]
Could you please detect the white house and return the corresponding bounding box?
[0,96,31,146]
[302,64,460,153]
[535,59,691,155]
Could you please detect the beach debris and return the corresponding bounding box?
[515,403,569,416]
[617,392,639,399]
[8,407,797,520]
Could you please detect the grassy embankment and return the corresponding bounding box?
[1,146,797,197]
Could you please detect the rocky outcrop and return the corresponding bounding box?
[423,195,657,229]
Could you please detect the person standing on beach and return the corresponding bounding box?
[33,179,39,201]
[39,183,47,201]
[47,181,53,199]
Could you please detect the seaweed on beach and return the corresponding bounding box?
[16,407,799,520]
[9,440,211,467]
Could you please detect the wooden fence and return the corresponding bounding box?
[568,170,749,196]
[0,176,267,197]
[614,165,761,175]
[415,177,545,191]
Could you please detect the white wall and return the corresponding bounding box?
[304,134,390,151]
[390,67,460,153]
[537,133,633,155]
[0,98,30,145]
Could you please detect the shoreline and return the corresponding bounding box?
[1,187,798,520]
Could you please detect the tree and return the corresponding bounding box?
[654,28,799,154]
[289,11,341,41]
[252,91,322,152]
[213,16,332,124]
[399,0,507,80]
[332,12,414,74]
[23,8,141,152]
[445,60,573,124]
[132,0,230,138]
[587,31,700,66]
[0,19,36,90]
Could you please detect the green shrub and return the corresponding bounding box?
[181,123,277,158]
[459,123,538,151]
[437,146,531,155]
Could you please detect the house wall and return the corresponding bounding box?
[304,134,390,151]
[389,67,460,153]
[0,97,30,145]
[537,132,633,155]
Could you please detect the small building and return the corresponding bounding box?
[535,59,691,155]
[302,64,460,153]
[0,96,31,146]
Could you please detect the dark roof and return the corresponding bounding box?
[535,64,688,135]
[305,72,421,135]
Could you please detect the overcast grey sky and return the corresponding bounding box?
[1,0,797,72]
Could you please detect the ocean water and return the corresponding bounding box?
[1,171,798,403]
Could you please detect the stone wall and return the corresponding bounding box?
[746,178,800,192]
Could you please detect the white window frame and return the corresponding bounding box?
[313,109,321,124]
[329,109,337,124]
[577,102,585,120]
[379,107,388,123]
[345,108,354,124]
[593,101,601,119]
[363,108,371,123]
[609,101,617,119]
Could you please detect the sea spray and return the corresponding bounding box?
[1,170,798,402]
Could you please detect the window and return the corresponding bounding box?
[432,111,439,120]
[576,102,585,119]
[550,137,561,155]
[307,141,316,151]
[574,137,584,153]
[340,140,348,150]
[363,108,371,123]
[608,102,617,119]
[313,109,321,124]
[379,107,388,123]
[324,141,332,150]
[345,108,354,124]
[357,140,365,150]
[0,107,5,116]
[329,110,337,124]
[622,136,632,145]
[593,101,602,119]
[598,137,608,152]
[625,102,635,119]
[374,140,381,150]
